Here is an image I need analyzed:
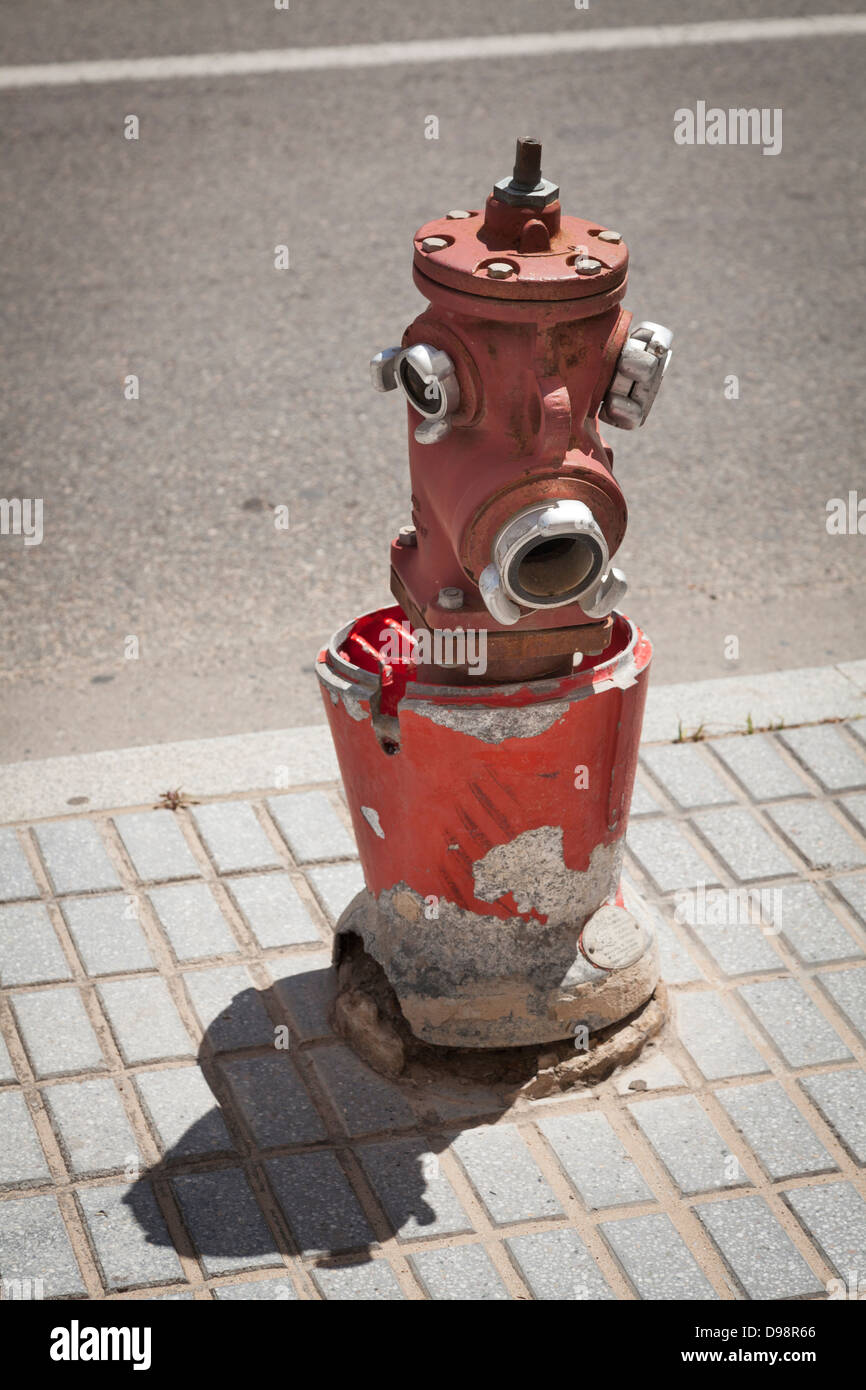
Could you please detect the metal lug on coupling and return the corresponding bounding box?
[579,566,628,619]
[479,564,521,626]
[600,321,673,430]
[370,347,402,392]
[369,342,460,445]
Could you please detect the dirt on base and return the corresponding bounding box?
[332,933,667,1103]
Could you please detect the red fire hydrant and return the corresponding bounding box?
[317,140,673,1051]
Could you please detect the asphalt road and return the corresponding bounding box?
[1,1,864,761]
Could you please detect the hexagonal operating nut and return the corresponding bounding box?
[600,322,673,430]
[369,342,460,444]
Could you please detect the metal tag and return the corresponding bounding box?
[580,905,647,972]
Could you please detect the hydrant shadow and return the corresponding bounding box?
[122,966,508,1277]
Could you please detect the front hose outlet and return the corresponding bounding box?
[479,499,627,626]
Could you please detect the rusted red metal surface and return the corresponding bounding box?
[392,189,633,646]
[319,607,651,919]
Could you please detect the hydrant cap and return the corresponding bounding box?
[412,139,629,303]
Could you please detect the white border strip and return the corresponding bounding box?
[1,661,863,823]
[1,16,864,91]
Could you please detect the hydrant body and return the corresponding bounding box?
[317,142,672,1050]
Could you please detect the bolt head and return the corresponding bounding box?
[486,262,515,279]
[574,257,602,276]
[396,525,418,547]
[421,236,448,253]
[598,229,622,244]
[438,587,464,610]
[445,209,471,219]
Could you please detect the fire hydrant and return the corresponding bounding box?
[317,139,673,1053]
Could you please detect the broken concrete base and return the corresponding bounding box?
[332,931,667,1102]
[332,880,661,1049]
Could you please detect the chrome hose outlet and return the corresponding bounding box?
[600,321,673,430]
[370,342,460,444]
[478,500,627,626]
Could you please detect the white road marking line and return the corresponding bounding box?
[0,15,864,91]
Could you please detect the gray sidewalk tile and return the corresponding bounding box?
[409,1244,510,1300]
[34,820,121,895]
[43,1078,140,1177]
[780,725,866,792]
[134,1066,232,1159]
[600,1212,718,1300]
[0,829,39,901]
[214,1277,297,1300]
[450,1124,562,1224]
[692,807,797,881]
[767,802,866,872]
[641,744,734,809]
[848,718,866,751]
[505,1228,615,1300]
[113,810,202,882]
[0,902,71,985]
[628,776,664,817]
[0,1194,86,1296]
[266,950,335,1040]
[783,1181,866,1279]
[226,873,322,949]
[304,862,366,922]
[181,965,273,1051]
[815,965,866,1041]
[770,881,863,964]
[696,1195,823,1300]
[650,909,706,983]
[538,1111,652,1210]
[357,1138,473,1241]
[675,992,769,1080]
[268,792,356,864]
[685,913,782,976]
[833,873,866,929]
[0,1033,16,1083]
[172,1168,282,1275]
[0,1090,51,1187]
[716,1081,836,1181]
[221,1054,327,1147]
[61,894,154,975]
[98,977,194,1064]
[12,987,106,1077]
[265,1151,375,1255]
[191,802,280,873]
[799,1068,866,1164]
[147,882,239,961]
[78,1182,186,1291]
[738,978,852,1067]
[421,1080,504,1125]
[311,1260,404,1300]
[629,1094,746,1195]
[614,1052,686,1094]
[626,819,719,894]
[308,1044,415,1136]
[841,791,866,836]
[710,734,809,802]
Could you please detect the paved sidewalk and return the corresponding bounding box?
[1,682,866,1299]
